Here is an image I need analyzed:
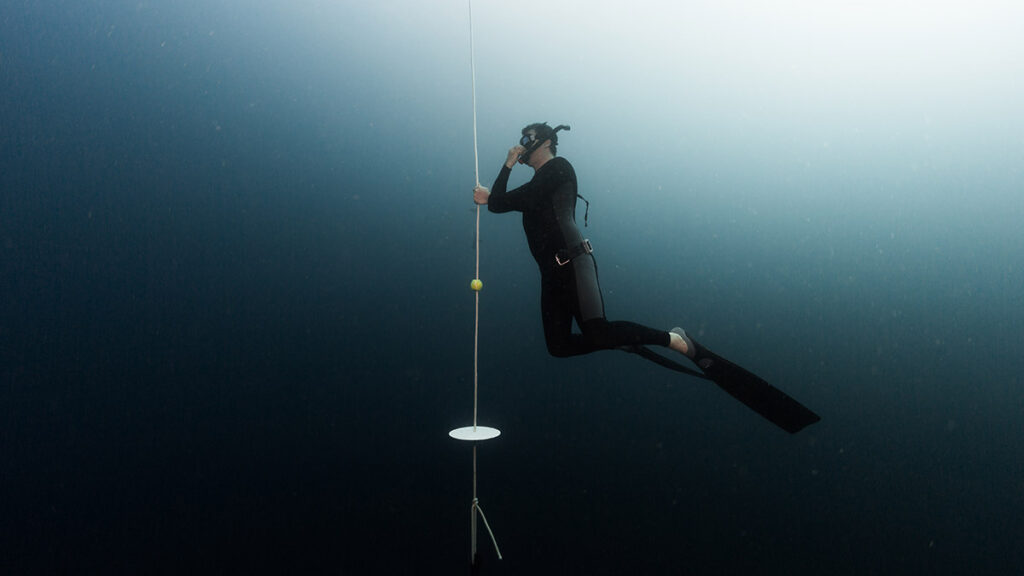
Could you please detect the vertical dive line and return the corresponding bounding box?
[470,0,480,430]
[473,260,480,429]
[469,0,480,188]
[470,0,481,558]
[471,445,478,559]
[465,0,501,566]
[474,209,480,429]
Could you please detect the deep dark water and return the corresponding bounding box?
[3,2,1024,575]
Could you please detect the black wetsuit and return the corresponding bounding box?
[488,157,670,357]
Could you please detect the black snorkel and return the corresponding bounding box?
[518,123,570,165]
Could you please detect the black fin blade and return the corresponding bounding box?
[696,347,821,434]
[625,345,821,434]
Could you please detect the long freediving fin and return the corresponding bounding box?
[624,343,821,434]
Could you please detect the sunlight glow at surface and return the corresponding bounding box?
[230,0,1021,217]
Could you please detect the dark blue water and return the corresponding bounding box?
[3,2,1022,574]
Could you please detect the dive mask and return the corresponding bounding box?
[517,133,541,164]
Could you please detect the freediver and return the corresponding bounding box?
[472,122,696,360]
[472,122,821,433]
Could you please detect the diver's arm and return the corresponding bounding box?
[488,145,538,213]
[488,165,547,214]
[485,165,514,212]
[489,167,548,214]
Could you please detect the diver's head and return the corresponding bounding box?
[518,122,570,165]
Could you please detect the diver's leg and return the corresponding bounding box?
[581,318,671,350]
[570,253,605,322]
[571,255,672,351]
[540,272,589,357]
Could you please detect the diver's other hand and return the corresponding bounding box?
[473,185,490,205]
[506,145,525,169]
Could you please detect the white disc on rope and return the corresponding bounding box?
[449,426,501,441]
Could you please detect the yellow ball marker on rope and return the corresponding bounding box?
[470,278,483,291]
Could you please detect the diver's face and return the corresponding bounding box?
[518,131,551,165]
[517,130,537,164]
